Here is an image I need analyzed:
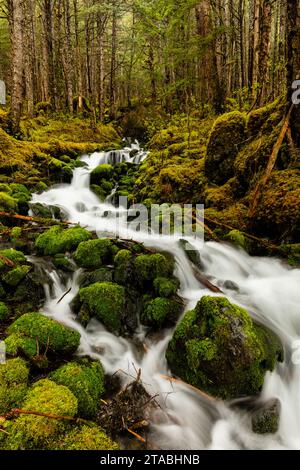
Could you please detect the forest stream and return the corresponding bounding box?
[25,143,300,450]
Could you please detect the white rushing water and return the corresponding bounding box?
[30,144,300,450]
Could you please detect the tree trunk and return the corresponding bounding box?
[9,0,23,134]
[257,0,272,105]
[109,1,117,120]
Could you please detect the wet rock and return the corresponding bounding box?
[223,280,239,292]
[30,202,66,221]
[166,296,284,399]
[252,398,281,435]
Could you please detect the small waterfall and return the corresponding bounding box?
[30,145,300,450]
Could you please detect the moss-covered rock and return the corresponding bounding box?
[3,379,78,449]
[205,111,246,185]
[134,253,174,287]
[53,425,119,450]
[0,191,18,212]
[225,229,248,251]
[6,312,80,359]
[35,225,91,256]
[0,301,9,322]
[0,358,29,415]
[153,277,178,298]
[78,282,125,333]
[142,297,182,328]
[0,248,26,267]
[113,249,134,285]
[74,238,113,269]
[78,267,113,288]
[2,265,31,287]
[49,359,105,418]
[90,164,114,185]
[166,296,283,399]
[252,398,280,435]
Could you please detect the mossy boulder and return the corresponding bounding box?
[205,111,246,185]
[113,249,134,285]
[142,297,182,328]
[74,238,114,269]
[78,282,125,333]
[49,359,105,418]
[3,379,78,449]
[0,192,18,212]
[0,248,26,268]
[6,312,80,360]
[90,164,114,185]
[78,267,113,288]
[251,398,280,435]
[35,225,91,256]
[2,265,31,287]
[153,277,178,298]
[134,253,174,288]
[166,296,283,399]
[53,425,119,450]
[0,358,29,414]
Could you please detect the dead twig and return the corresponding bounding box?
[57,287,72,304]
[160,374,216,402]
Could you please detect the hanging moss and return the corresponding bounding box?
[0,358,29,415]
[35,225,91,256]
[74,238,113,269]
[166,296,283,399]
[49,359,105,418]
[79,282,125,333]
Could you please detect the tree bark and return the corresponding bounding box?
[9,0,23,134]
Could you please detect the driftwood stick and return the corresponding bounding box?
[160,374,216,402]
[0,211,72,226]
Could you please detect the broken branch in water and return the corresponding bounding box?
[57,287,72,304]
[160,374,216,402]
[192,265,223,294]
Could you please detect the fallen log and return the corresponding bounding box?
[0,211,73,226]
[192,265,223,294]
[3,408,91,425]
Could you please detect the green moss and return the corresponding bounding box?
[0,191,18,212]
[53,425,119,450]
[153,277,178,298]
[74,238,113,269]
[113,249,133,285]
[35,181,48,192]
[247,99,283,137]
[0,183,11,193]
[134,253,174,286]
[10,227,22,239]
[79,282,125,333]
[3,379,78,449]
[206,111,246,185]
[49,359,105,418]
[0,358,29,415]
[0,248,26,267]
[142,297,182,328]
[79,267,113,288]
[53,254,73,271]
[2,265,31,287]
[7,312,81,357]
[166,296,283,399]
[91,164,114,181]
[0,301,9,322]
[225,229,248,250]
[5,333,39,359]
[35,225,91,255]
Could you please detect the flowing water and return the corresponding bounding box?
[30,143,300,450]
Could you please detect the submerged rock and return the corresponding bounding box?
[252,398,281,435]
[166,296,283,399]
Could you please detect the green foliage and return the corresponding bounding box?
[49,359,105,418]
[3,379,78,449]
[0,301,9,322]
[35,225,91,255]
[79,282,125,333]
[166,296,283,399]
[74,238,113,269]
[0,358,29,415]
[0,249,26,269]
[134,253,174,286]
[113,249,133,285]
[6,312,80,358]
[225,230,248,250]
[53,425,119,450]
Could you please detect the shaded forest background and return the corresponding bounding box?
[0,0,300,135]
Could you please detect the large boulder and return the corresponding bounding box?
[166,296,283,399]
[205,111,246,185]
[0,358,29,414]
[35,225,91,256]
